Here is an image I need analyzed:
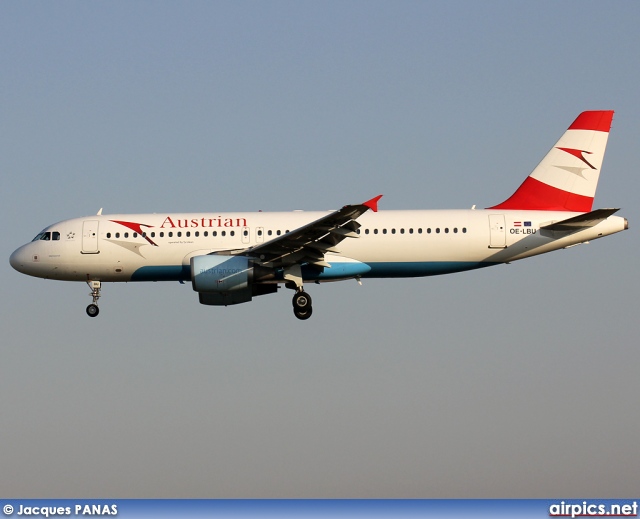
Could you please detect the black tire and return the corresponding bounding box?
[86,304,100,317]
[294,306,313,320]
[292,291,312,310]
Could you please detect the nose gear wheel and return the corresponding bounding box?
[86,280,102,318]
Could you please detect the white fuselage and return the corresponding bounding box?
[9,208,628,284]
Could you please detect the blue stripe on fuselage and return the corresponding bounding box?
[361,261,495,278]
[130,261,495,282]
[130,265,191,282]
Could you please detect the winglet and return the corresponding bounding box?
[363,195,383,212]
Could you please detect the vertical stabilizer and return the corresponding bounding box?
[489,110,614,211]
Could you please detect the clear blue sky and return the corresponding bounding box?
[1,1,638,497]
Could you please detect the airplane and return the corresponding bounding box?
[9,110,628,320]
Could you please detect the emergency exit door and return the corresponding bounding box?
[488,214,506,248]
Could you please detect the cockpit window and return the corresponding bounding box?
[31,231,61,241]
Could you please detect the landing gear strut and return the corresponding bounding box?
[86,280,101,317]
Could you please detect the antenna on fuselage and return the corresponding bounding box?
[97,208,103,215]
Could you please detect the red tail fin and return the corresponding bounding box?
[489,110,613,212]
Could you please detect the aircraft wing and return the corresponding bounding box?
[224,195,382,268]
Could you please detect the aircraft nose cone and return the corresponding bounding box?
[10,246,28,273]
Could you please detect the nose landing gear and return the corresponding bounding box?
[86,280,101,317]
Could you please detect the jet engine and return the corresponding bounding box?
[190,255,276,306]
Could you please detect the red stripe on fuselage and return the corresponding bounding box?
[488,176,593,212]
[568,110,614,132]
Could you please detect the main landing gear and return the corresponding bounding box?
[284,265,313,320]
[86,280,101,317]
[292,290,312,320]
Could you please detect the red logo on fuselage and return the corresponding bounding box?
[110,220,158,246]
[160,216,248,229]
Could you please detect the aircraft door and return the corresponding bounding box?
[488,214,506,248]
[82,220,100,253]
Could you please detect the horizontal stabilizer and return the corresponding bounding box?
[540,208,619,232]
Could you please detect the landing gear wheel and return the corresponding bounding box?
[86,280,102,317]
[292,291,312,311]
[86,304,100,317]
[294,306,313,320]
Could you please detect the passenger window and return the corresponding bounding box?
[383,229,387,234]
[133,232,138,238]
[365,229,370,234]
[115,233,120,238]
[159,232,164,238]
[230,231,235,237]
[186,231,190,237]
[177,232,182,237]
[106,233,111,238]
[277,230,281,236]
[124,232,129,238]
[168,232,173,237]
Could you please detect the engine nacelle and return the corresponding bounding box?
[190,255,277,306]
